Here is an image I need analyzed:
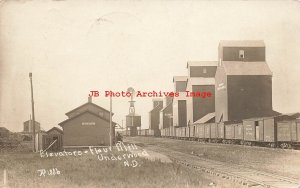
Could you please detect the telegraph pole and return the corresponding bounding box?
[109,95,112,148]
[29,72,36,152]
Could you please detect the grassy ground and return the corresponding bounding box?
[0,147,241,188]
[126,137,300,180]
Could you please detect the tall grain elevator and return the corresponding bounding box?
[215,40,277,122]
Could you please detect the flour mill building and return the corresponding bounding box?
[59,97,116,148]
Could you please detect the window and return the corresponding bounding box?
[239,50,245,59]
[203,68,207,74]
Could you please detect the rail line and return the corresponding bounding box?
[132,141,300,188]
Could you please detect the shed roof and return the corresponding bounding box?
[194,112,215,124]
[222,61,272,76]
[219,40,265,48]
[173,76,188,82]
[149,104,163,113]
[187,61,218,68]
[160,102,172,112]
[59,110,117,127]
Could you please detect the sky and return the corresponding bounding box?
[0,0,300,132]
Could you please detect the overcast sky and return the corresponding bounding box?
[1,0,300,132]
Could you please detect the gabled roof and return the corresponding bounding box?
[173,76,188,82]
[47,127,63,134]
[65,102,113,116]
[193,112,215,124]
[187,61,218,68]
[59,110,117,127]
[222,61,272,76]
[219,40,265,48]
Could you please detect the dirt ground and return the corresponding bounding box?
[125,136,300,180]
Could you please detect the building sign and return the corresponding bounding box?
[81,122,96,126]
[217,83,226,91]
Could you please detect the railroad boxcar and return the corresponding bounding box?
[277,120,300,148]
[148,129,155,136]
[224,122,242,144]
[170,126,175,138]
[141,129,147,136]
[175,128,181,139]
[243,115,298,147]
[204,123,211,141]
[210,123,219,143]
[189,125,196,140]
[217,122,225,141]
[234,123,244,143]
[194,123,205,141]
[160,129,165,137]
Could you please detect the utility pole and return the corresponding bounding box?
[29,72,36,152]
[109,95,112,148]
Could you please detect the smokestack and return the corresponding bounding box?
[88,96,92,103]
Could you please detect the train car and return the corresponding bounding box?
[234,123,244,144]
[160,129,165,137]
[224,121,242,144]
[148,129,155,136]
[140,129,146,136]
[217,122,225,141]
[170,126,175,138]
[210,123,219,143]
[243,114,298,147]
[166,127,171,137]
[277,120,300,148]
[189,125,196,140]
[194,123,205,141]
[204,124,211,142]
[176,127,187,139]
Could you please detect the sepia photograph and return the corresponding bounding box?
[1,0,300,187]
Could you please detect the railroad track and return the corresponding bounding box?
[133,142,300,188]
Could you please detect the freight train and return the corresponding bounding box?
[134,114,300,149]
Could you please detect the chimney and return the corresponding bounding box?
[88,96,92,103]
